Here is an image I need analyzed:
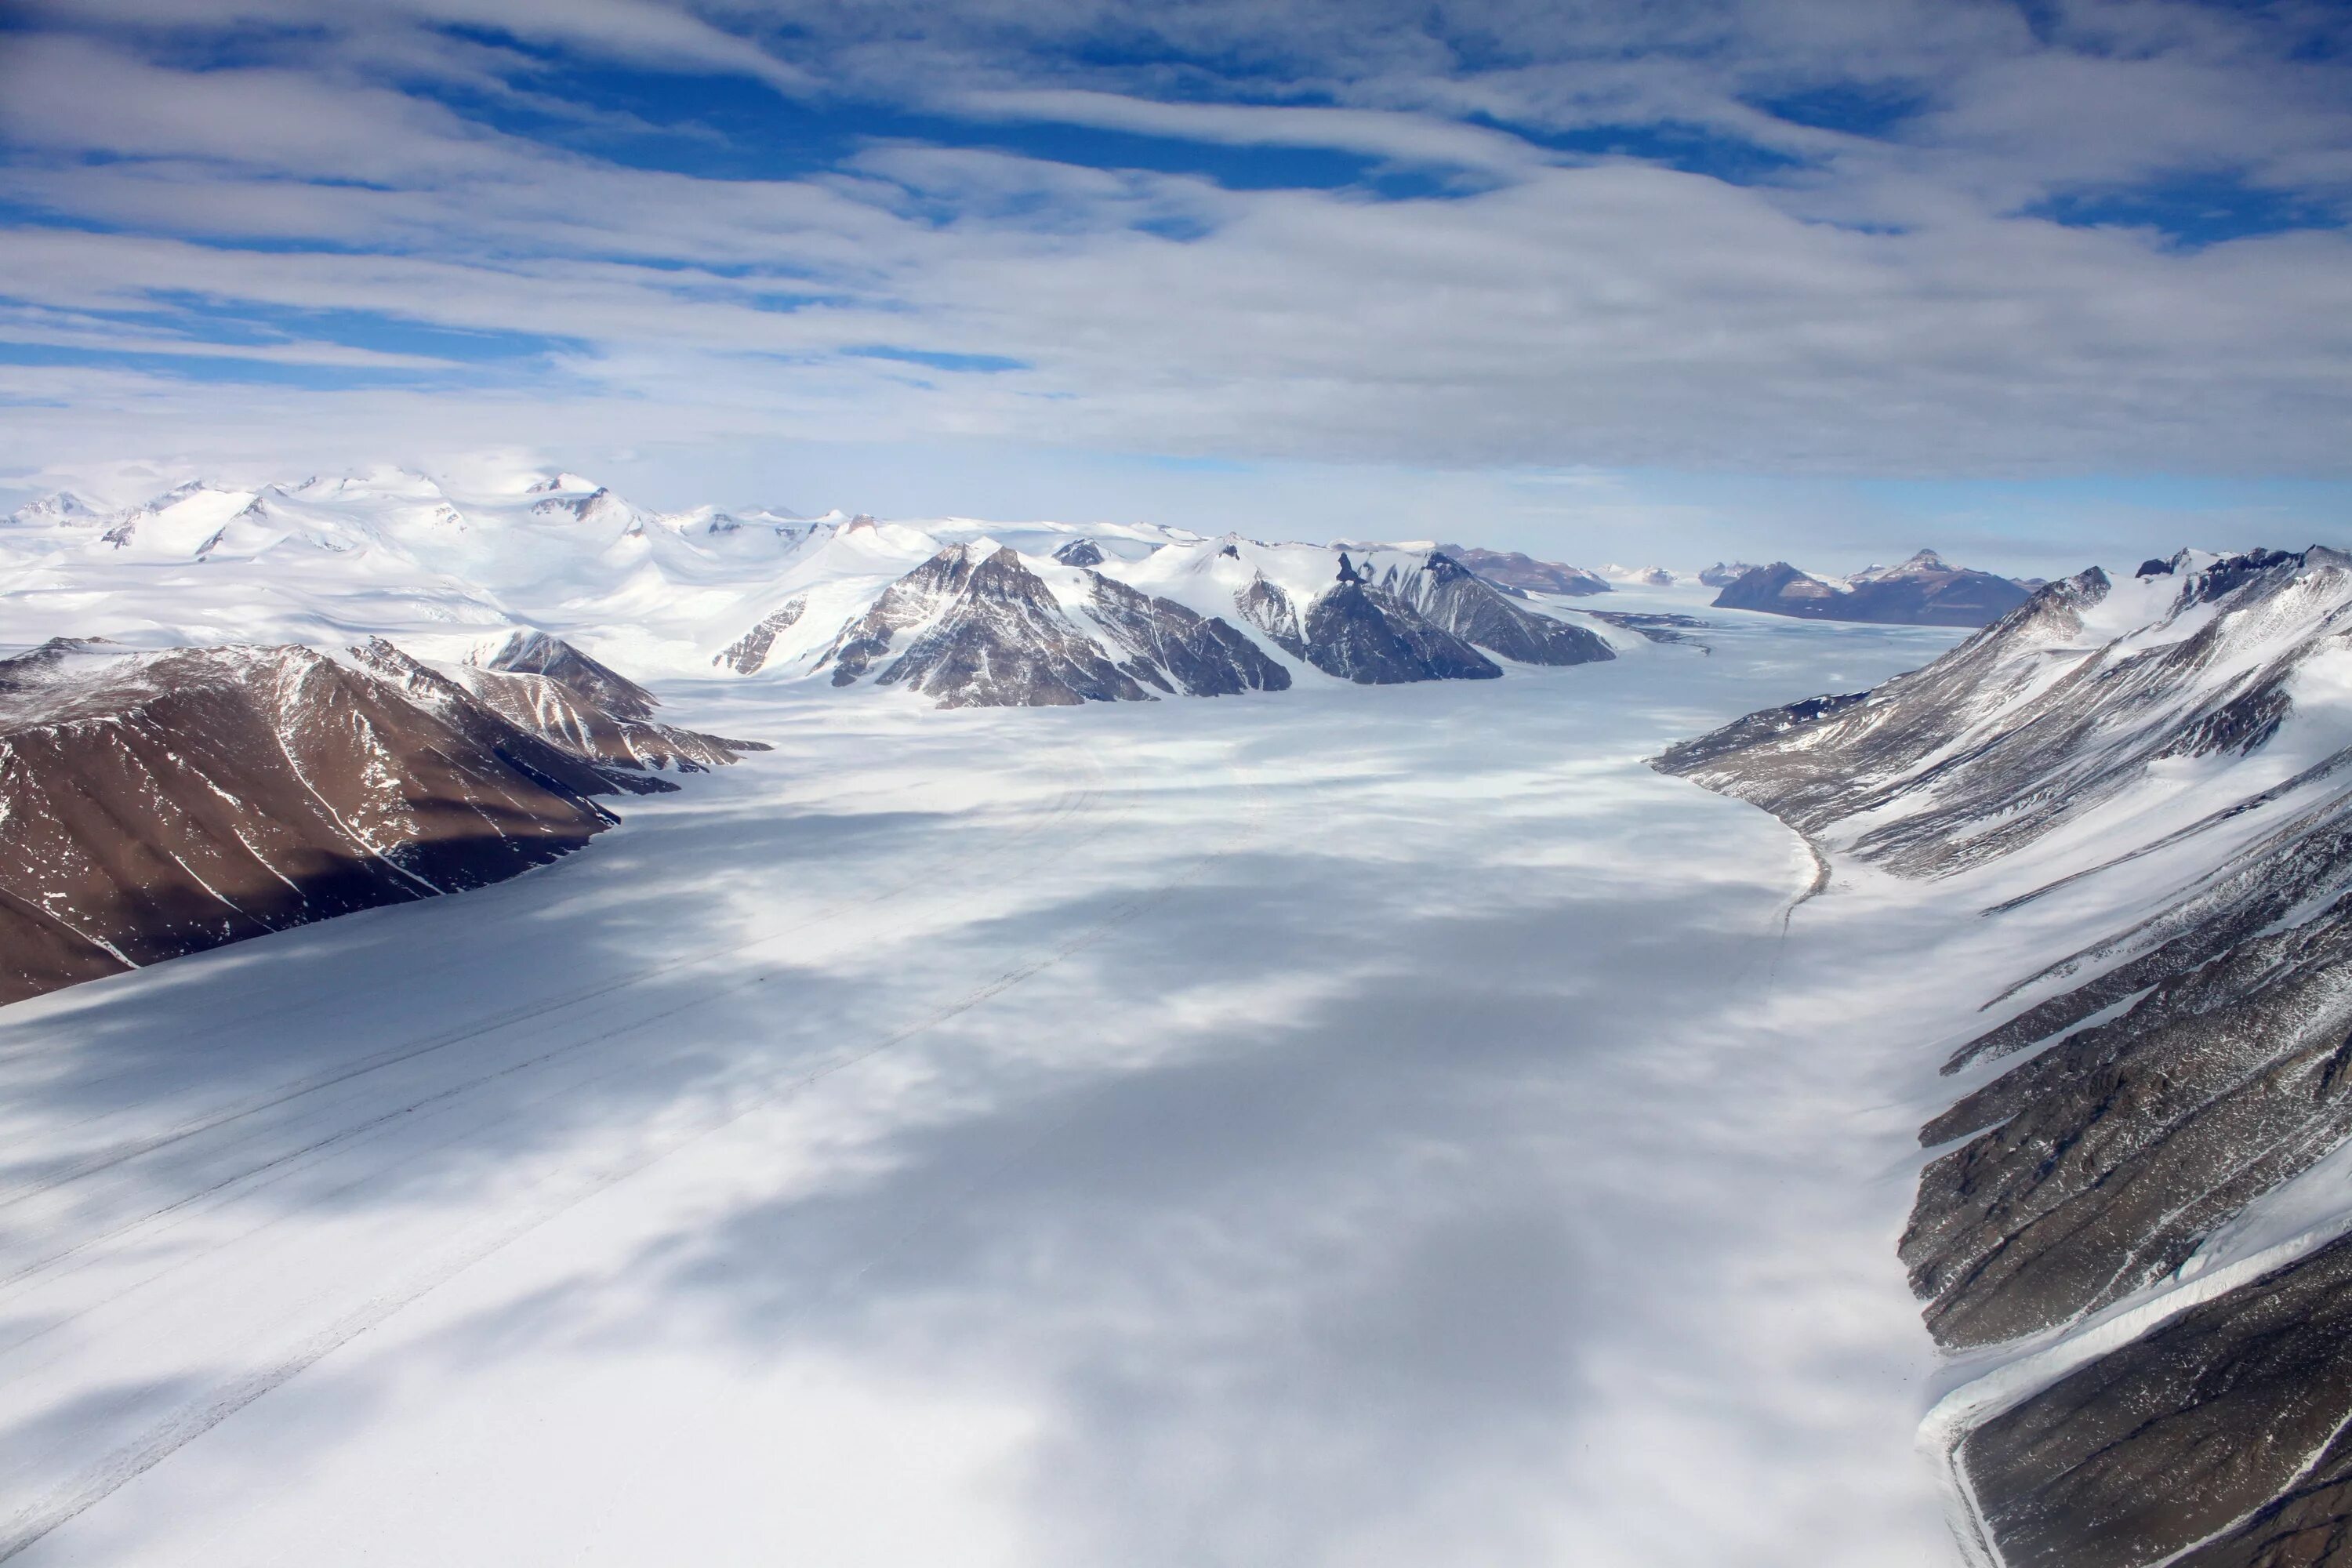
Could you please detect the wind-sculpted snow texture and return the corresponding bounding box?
[1657,546,2352,1567]
[1712,550,2033,627]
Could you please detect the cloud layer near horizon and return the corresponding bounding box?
[2,0,2350,506]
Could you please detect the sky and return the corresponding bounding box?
[2,0,2350,574]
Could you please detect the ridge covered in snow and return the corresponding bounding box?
[0,632,762,1005]
[1658,545,2352,1567]
[1707,550,2034,627]
[3,465,1628,707]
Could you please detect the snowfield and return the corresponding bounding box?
[0,583,2002,1567]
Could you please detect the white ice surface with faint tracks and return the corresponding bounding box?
[0,587,1985,1567]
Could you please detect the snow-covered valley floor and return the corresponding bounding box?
[0,597,1987,1566]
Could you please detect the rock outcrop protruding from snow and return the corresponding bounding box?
[1697,561,1761,587]
[1053,537,1105,567]
[1236,573,1308,659]
[1657,545,2352,1567]
[879,546,1153,707]
[1081,573,1291,695]
[713,598,805,674]
[1384,552,1613,666]
[1431,544,1610,597]
[818,543,1295,707]
[1300,555,1501,684]
[1712,550,2032,626]
[0,641,623,1005]
[463,632,758,785]
[0,633,763,1005]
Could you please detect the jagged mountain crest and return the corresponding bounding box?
[1300,565,1501,684]
[1382,550,1614,667]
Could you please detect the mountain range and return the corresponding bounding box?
[0,466,1647,1000]
[1658,545,2352,1566]
[0,631,760,1005]
[2,469,1632,710]
[1710,550,2036,626]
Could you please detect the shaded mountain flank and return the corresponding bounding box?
[1299,554,1501,684]
[0,635,760,1005]
[1430,543,1611,597]
[810,542,1561,706]
[1712,550,2034,627]
[815,542,1287,706]
[1655,547,2352,1566]
[1379,552,1615,667]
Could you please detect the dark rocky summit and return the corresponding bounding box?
[1052,537,1105,567]
[1382,552,1614,666]
[1712,550,2033,627]
[1299,555,1501,684]
[1081,572,1290,695]
[1656,546,2352,1567]
[1430,543,1610,596]
[1698,561,1761,587]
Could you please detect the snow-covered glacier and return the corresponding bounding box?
[15,463,2352,1568]
[0,515,1981,1565]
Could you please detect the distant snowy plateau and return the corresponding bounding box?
[2,466,2348,1568]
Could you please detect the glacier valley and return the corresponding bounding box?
[0,571,1985,1566]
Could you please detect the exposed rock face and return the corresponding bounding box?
[1710,561,1846,615]
[1698,561,1761,587]
[1235,573,1308,659]
[879,547,1154,707]
[1582,610,1713,651]
[347,639,659,800]
[1711,551,2033,627]
[462,632,758,784]
[1430,544,1610,596]
[1965,1232,2352,1568]
[1080,572,1291,695]
[1301,555,1501,684]
[1053,537,1105,567]
[817,543,984,687]
[1655,546,2352,1568]
[474,630,657,719]
[713,597,804,673]
[1657,566,2137,873]
[0,640,621,1006]
[1382,552,1613,666]
[820,543,1295,707]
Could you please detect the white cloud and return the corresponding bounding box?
[1,0,2349,554]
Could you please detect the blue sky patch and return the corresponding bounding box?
[2029,170,2347,248]
[843,345,1030,374]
